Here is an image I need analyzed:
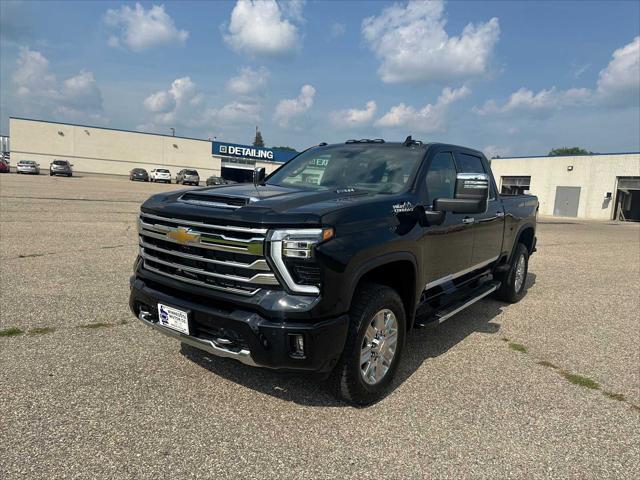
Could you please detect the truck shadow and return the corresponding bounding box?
[182,273,537,408]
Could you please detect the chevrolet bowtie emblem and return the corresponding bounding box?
[166,227,200,245]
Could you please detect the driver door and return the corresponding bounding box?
[418,150,474,289]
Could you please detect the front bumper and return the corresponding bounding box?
[129,276,349,373]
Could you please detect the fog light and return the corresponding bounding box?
[289,334,305,359]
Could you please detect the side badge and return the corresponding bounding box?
[392,201,414,214]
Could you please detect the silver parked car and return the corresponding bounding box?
[176,169,200,185]
[16,160,40,175]
[50,159,73,177]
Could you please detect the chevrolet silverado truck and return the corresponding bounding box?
[129,138,538,405]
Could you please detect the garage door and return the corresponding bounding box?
[553,186,581,217]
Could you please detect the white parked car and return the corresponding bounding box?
[150,168,171,183]
[16,160,40,175]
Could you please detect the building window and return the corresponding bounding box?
[501,176,531,195]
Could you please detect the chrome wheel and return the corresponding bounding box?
[360,309,398,385]
[514,254,526,292]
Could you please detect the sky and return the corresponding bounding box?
[1,0,639,157]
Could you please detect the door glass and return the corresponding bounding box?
[456,153,485,173]
[426,152,457,202]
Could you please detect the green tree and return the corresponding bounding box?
[253,128,265,147]
[271,146,297,152]
[548,147,592,156]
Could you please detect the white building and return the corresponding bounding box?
[8,117,291,181]
[491,153,640,221]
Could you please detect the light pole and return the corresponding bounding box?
[170,128,175,137]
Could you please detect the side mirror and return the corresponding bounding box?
[253,167,266,186]
[434,173,489,214]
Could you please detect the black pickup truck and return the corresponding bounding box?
[129,138,538,405]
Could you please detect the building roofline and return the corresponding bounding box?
[494,151,640,160]
[9,116,211,143]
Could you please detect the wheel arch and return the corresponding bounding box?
[348,252,419,331]
[510,223,536,262]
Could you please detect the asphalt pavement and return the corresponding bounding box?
[1,173,638,479]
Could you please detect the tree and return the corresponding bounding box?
[548,147,592,156]
[253,127,265,147]
[271,146,297,152]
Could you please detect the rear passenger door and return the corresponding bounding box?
[453,152,504,266]
[419,150,475,288]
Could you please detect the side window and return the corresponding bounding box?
[426,152,457,201]
[455,153,485,173]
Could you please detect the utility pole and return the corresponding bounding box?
[170,128,175,137]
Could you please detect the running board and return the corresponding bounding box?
[416,281,500,327]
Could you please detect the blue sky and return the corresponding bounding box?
[1,0,639,156]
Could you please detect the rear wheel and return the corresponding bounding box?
[328,283,406,405]
[495,243,529,303]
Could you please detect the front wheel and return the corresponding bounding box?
[495,243,529,303]
[328,283,406,405]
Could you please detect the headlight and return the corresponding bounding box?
[268,228,333,295]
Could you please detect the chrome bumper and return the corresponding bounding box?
[137,309,258,367]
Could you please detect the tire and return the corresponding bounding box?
[328,283,406,406]
[50,172,54,176]
[495,243,529,303]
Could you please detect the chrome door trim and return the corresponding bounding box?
[424,255,500,290]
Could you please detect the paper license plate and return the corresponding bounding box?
[157,303,189,335]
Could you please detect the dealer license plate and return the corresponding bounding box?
[157,303,189,335]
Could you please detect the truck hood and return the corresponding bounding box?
[141,182,408,227]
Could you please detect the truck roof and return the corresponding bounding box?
[323,139,485,157]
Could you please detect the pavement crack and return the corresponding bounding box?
[504,338,640,413]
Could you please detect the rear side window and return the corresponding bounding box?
[426,152,457,201]
[455,153,485,173]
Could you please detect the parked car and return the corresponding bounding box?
[50,159,73,177]
[149,168,171,183]
[130,168,149,182]
[131,138,538,405]
[16,160,40,175]
[205,176,226,186]
[0,159,9,173]
[176,169,200,186]
[1,153,9,165]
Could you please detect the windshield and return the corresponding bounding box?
[267,144,425,194]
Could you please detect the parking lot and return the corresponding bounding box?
[1,173,639,479]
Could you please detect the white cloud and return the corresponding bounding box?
[226,66,270,95]
[483,145,511,159]
[330,101,377,128]
[206,101,261,125]
[12,47,105,122]
[329,22,346,39]
[362,0,499,84]
[596,36,640,104]
[104,3,188,51]
[224,0,302,58]
[475,37,640,116]
[273,84,315,127]
[143,76,199,126]
[474,86,591,115]
[142,76,262,133]
[376,86,470,132]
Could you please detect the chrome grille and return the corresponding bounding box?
[138,213,278,296]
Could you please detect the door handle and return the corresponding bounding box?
[462,217,475,224]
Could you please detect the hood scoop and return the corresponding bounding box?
[179,191,251,209]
